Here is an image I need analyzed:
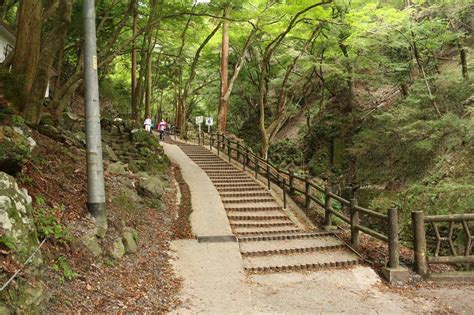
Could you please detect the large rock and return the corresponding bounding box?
[0,172,42,266]
[137,176,165,199]
[109,238,125,259]
[122,228,138,254]
[81,232,103,257]
[104,145,119,162]
[0,126,33,175]
[107,162,128,175]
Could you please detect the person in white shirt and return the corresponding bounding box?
[144,116,152,132]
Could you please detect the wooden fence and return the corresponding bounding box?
[412,212,474,280]
[198,131,402,272]
[173,130,473,280]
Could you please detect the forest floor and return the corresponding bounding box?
[14,130,192,313]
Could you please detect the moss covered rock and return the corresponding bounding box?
[0,172,42,266]
[0,126,34,175]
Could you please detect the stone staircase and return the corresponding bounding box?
[174,141,363,273]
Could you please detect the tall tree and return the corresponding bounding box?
[218,5,230,132]
[12,0,42,111]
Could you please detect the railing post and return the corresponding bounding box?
[350,198,360,250]
[289,171,295,195]
[227,138,231,162]
[283,178,287,210]
[255,158,259,179]
[266,163,271,191]
[387,208,400,269]
[412,211,428,276]
[304,176,311,209]
[210,134,213,150]
[243,149,247,171]
[237,142,241,163]
[324,185,333,230]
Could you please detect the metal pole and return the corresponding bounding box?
[83,0,106,221]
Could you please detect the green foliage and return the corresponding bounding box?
[52,256,77,282]
[0,235,17,251]
[33,196,70,243]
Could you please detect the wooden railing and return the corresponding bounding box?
[412,212,474,279]
[196,131,402,273]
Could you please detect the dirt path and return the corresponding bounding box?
[163,140,474,314]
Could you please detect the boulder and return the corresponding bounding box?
[81,233,102,257]
[104,145,119,162]
[106,162,128,175]
[0,172,42,266]
[0,126,33,175]
[137,176,165,199]
[122,228,138,254]
[109,238,125,259]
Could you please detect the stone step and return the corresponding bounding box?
[225,205,283,212]
[227,214,289,221]
[220,191,271,198]
[222,197,275,204]
[243,249,360,272]
[217,187,266,192]
[201,167,238,171]
[224,200,281,208]
[212,179,257,183]
[215,183,261,188]
[230,221,295,228]
[239,236,344,254]
[237,231,337,242]
[233,226,302,236]
[208,175,250,179]
[241,244,348,257]
[226,210,285,218]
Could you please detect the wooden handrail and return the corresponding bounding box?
[198,130,401,268]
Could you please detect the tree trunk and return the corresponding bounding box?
[218,6,229,132]
[144,41,153,118]
[131,4,137,119]
[13,0,42,111]
[258,61,269,159]
[458,41,469,81]
[25,0,74,124]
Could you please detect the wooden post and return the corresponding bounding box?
[217,134,220,156]
[228,139,232,162]
[350,198,360,249]
[387,208,400,269]
[289,171,295,195]
[266,163,271,191]
[324,186,332,229]
[304,176,311,209]
[237,143,241,163]
[243,149,246,171]
[283,178,287,210]
[255,158,259,179]
[210,134,213,150]
[412,211,428,276]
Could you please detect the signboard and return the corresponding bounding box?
[195,116,204,124]
[205,117,213,126]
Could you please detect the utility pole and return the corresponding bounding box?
[83,0,107,230]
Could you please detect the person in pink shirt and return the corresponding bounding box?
[158,119,167,140]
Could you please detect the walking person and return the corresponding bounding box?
[158,119,167,140]
[144,116,152,133]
